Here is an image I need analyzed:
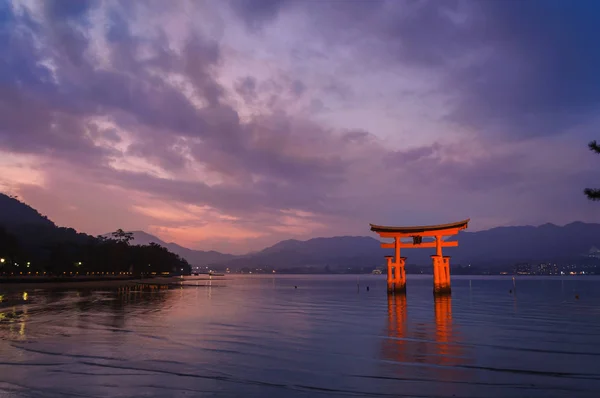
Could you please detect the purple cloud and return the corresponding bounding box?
[1,0,599,252]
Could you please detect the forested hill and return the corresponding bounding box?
[0,193,54,227]
[0,193,190,276]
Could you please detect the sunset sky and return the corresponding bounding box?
[1,0,600,254]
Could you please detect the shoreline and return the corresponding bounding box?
[1,276,138,283]
[0,276,145,290]
[0,275,221,290]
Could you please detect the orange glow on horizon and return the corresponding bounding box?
[148,223,266,247]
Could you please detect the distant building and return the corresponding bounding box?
[587,247,600,259]
[531,263,558,275]
[514,263,531,275]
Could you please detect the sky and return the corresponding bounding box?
[1,0,600,254]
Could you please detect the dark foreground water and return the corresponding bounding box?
[1,275,600,398]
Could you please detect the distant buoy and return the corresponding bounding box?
[294,286,297,289]
[575,295,579,300]
[366,286,370,291]
[509,289,512,294]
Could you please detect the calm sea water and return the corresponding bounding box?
[1,275,600,397]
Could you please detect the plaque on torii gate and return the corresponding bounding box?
[370,219,469,294]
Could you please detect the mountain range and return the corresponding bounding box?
[2,192,600,270]
[118,231,236,266]
[129,221,600,270]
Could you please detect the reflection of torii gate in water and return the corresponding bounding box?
[370,219,470,294]
[383,294,466,369]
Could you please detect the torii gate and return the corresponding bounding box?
[370,219,469,294]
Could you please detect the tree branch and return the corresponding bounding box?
[589,140,600,153]
[584,188,600,201]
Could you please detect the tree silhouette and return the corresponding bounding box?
[584,141,600,201]
[111,229,134,245]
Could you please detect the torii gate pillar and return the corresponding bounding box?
[432,235,451,294]
[431,255,451,294]
[386,256,406,293]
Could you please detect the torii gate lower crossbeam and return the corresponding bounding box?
[370,219,469,295]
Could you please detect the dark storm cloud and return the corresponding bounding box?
[44,0,95,20]
[248,0,600,139]
[1,3,217,153]
[384,143,440,167]
[0,1,352,216]
[440,155,525,193]
[126,138,189,172]
[420,1,600,137]
[93,166,337,217]
[382,142,526,193]
[341,130,372,144]
[3,0,599,240]
[189,112,348,189]
[0,4,109,162]
[229,0,290,31]
[290,80,306,97]
[87,124,121,143]
[446,1,600,138]
[182,35,223,106]
[234,76,257,103]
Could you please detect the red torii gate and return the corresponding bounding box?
[370,219,469,294]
